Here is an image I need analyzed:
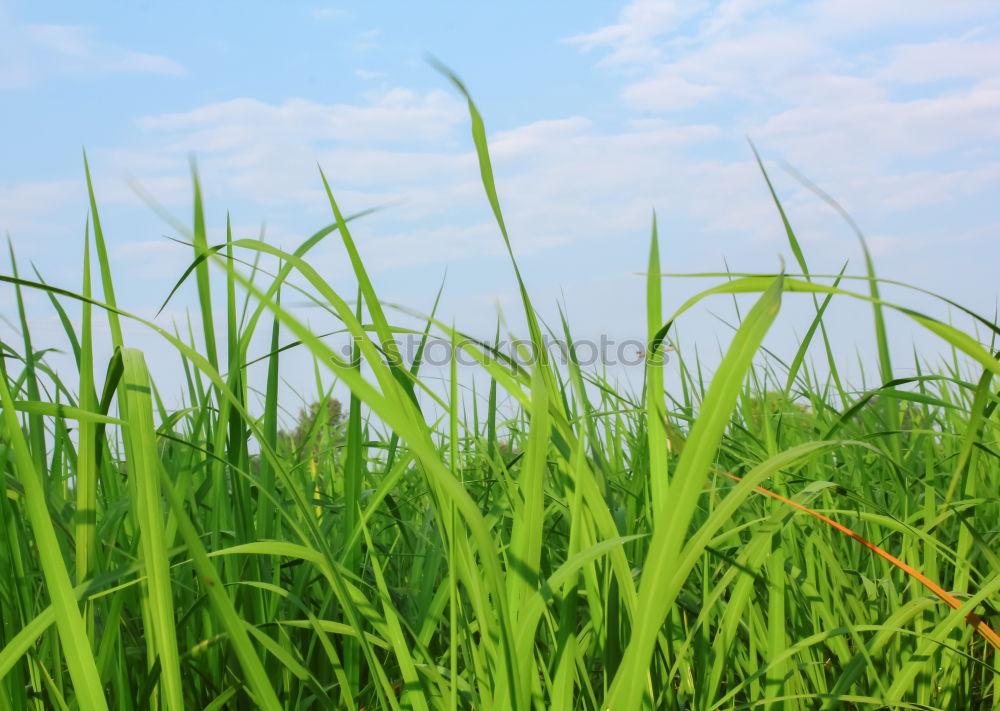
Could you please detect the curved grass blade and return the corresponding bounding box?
[605,273,784,709]
[0,360,109,710]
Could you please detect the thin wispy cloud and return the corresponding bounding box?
[137,88,466,148]
[1,20,184,89]
[564,0,706,65]
[311,7,348,22]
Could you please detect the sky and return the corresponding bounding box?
[2,0,999,412]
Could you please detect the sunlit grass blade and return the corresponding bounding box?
[118,348,184,709]
[0,361,109,710]
[74,223,99,610]
[606,273,784,709]
[83,151,124,349]
[646,213,669,518]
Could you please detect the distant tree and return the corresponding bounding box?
[283,398,345,457]
[743,392,813,435]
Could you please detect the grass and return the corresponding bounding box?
[1,74,999,710]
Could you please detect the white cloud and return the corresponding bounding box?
[865,234,904,257]
[757,80,1000,167]
[569,0,1000,115]
[769,73,885,108]
[622,73,720,110]
[566,0,1000,178]
[352,28,383,52]
[564,0,706,65]
[311,7,347,22]
[0,179,80,235]
[842,163,1000,212]
[138,89,464,147]
[665,28,827,89]
[878,36,1000,83]
[489,118,595,158]
[697,0,788,36]
[1,22,184,88]
[118,89,472,215]
[110,50,183,76]
[808,0,1000,34]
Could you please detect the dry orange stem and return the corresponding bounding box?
[714,468,1000,651]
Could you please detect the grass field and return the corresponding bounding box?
[1,75,999,710]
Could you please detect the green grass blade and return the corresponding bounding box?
[646,213,669,517]
[0,363,109,710]
[157,466,282,711]
[119,349,184,709]
[606,273,784,709]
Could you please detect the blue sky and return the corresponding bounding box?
[2,0,1000,407]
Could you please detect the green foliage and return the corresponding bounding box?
[282,397,346,455]
[742,391,815,434]
[0,83,998,711]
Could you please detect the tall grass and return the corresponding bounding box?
[1,76,999,710]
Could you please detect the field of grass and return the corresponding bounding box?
[1,75,999,710]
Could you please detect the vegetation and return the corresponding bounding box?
[282,397,346,457]
[1,74,998,710]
